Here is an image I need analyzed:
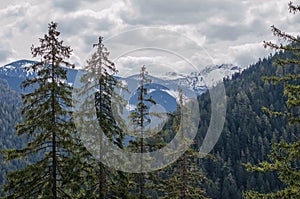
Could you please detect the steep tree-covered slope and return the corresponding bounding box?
[0,78,23,196]
[197,52,299,199]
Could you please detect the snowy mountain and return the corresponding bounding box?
[163,63,242,96]
[0,60,78,92]
[113,63,241,115]
[0,59,241,99]
[0,59,37,78]
[0,59,241,141]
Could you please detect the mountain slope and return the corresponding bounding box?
[0,78,24,195]
[196,53,298,199]
[0,60,78,92]
[0,60,241,95]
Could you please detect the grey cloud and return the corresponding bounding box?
[83,34,103,52]
[0,0,296,69]
[0,3,29,18]
[204,19,267,42]
[52,0,81,11]
[235,52,257,66]
[58,18,89,36]
[57,15,114,37]
[205,25,246,41]
[52,0,112,12]
[121,0,246,25]
[106,28,198,49]
[93,19,116,32]
[17,22,30,32]
[230,43,271,67]
[0,49,12,64]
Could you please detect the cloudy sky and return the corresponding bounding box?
[1,0,300,74]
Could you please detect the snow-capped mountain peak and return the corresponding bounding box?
[0,60,242,96]
[0,60,78,92]
[0,59,37,78]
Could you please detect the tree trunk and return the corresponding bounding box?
[181,153,187,199]
[51,55,57,199]
[99,77,105,199]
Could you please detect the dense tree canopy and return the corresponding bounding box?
[244,2,300,198]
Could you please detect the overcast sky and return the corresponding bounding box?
[1,0,299,74]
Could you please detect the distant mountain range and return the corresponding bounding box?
[0,59,241,118]
[0,59,242,94]
[0,60,78,92]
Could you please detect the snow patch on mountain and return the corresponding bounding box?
[161,89,178,99]
[0,60,242,96]
[159,72,186,80]
[0,59,37,78]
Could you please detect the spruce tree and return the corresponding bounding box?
[77,36,128,198]
[1,22,82,198]
[128,65,156,199]
[157,88,208,199]
[244,2,300,198]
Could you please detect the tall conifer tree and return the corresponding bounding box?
[129,65,156,199]
[77,36,128,198]
[1,22,81,198]
[156,88,208,199]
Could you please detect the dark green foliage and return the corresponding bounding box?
[244,2,300,198]
[156,140,208,199]
[77,36,129,198]
[154,88,208,199]
[196,51,299,198]
[0,79,23,197]
[1,22,83,198]
[129,65,156,199]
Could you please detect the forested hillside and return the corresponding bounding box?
[197,52,299,199]
[0,78,23,195]
[0,50,298,198]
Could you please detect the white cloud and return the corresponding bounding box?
[228,43,271,66]
[0,0,299,73]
